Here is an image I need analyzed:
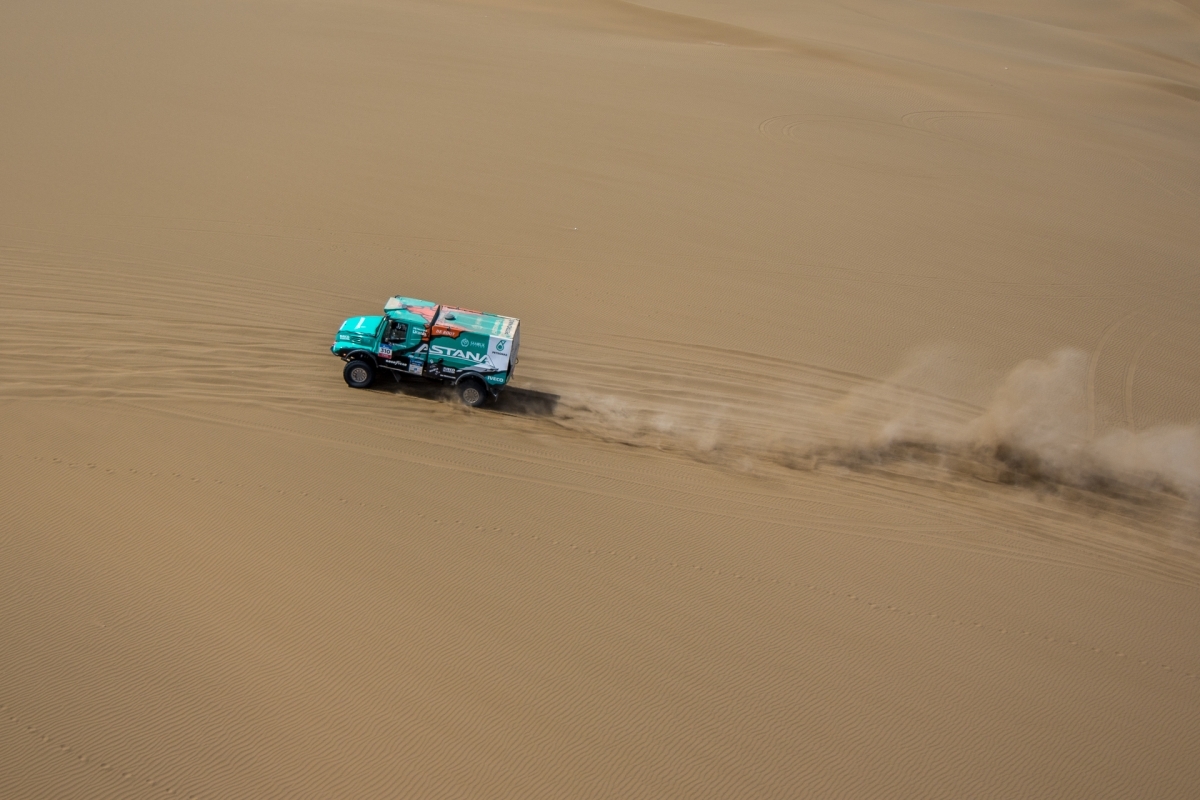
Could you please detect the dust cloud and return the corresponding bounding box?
[548,348,1200,506]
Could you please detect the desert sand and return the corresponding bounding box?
[3,1,1200,797]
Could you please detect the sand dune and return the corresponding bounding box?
[3,1,1200,797]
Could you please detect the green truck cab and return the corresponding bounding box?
[331,296,520,407]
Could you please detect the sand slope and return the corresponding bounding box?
[3,1,1200,797]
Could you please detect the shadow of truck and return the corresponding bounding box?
[368,376,559,417]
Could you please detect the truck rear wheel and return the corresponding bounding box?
[344,359,375,388]
[457,377,488,408]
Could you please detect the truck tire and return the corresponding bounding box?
[457,377,488,408]
[344,359,375,388]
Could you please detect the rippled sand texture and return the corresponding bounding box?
[3,1,1200,797]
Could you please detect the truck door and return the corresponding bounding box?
[378,320,408,362]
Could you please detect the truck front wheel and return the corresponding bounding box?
[457,377,488,408]
[344,359,375,388]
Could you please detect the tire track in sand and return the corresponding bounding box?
[1088,309,1139,438]
[1125,330,1161,429]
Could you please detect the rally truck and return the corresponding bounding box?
[331,296,520,407]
